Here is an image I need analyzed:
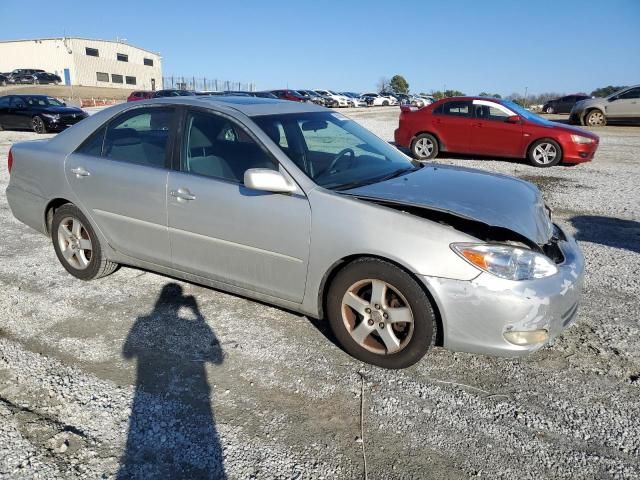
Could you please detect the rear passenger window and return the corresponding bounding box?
[103,107,174,168]
[183,111,276,183]
[77,126,106,156]
[440,101,471,117]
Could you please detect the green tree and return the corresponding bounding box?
[389,74,409,94]
[590,85,628,97]
[478,92,502,98]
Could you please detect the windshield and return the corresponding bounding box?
[501,100,555,126]
[24,96,64,107]
[253,112,417,190]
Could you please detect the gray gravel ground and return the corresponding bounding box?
[1,107,639,479]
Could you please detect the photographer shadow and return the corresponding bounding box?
[117,283,226,479]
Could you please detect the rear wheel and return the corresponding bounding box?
[51,204,118,280]
[528,139,562,167]
[327,258,437,369]
[32,116,47,134]
[545,106,555,114]
[410,133,439,160]
[586,109,606,127]
[382,100,389,106]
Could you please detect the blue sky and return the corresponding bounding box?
[2,0,638,95]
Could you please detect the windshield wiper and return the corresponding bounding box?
[332,166,420,191]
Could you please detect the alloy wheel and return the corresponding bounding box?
[57,217,93,270]
[415,137,434,158]
[532,142,558,165]
[341,279,414,355]
[587,111,605,126]
[32,116,45,134]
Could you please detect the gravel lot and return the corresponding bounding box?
[0,107,639,479]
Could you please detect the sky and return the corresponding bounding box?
[1,0,639,96]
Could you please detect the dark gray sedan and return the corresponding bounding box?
[6,96,584,368]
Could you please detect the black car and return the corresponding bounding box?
[542,94,590,114]
[0,95,88,134]
[11,71,62,85]
[152,89,197,98]
[6,69,45,83]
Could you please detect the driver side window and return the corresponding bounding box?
[183,110,277,183]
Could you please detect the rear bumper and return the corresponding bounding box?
[421,224,585,357]
[6,185,48,235]
[394,128,411,148]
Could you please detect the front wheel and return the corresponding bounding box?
[528,139,562,167]
[586,110,606,127]
[327,258,437,369]
[545,106,555,114]
[32,116,48,134]
[51,204,118,280]
[410,133,439,160]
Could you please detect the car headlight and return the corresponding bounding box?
[451,243,558,280]
[571,134,594,144]
[42,113,60,121]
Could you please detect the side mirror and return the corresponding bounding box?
[244,169,296,194]
[505,115,521,124]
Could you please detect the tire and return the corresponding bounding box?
[383,100,389,106]
[51,204,118,280]
[585,109,607,127]
[0,80,6,87]
[326,258,437,369]
[528,139,562,167]
[32,116,47,134]
[545,106,555,114]
[410,133,439,160]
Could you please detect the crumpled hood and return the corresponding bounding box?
[344,164,554,245]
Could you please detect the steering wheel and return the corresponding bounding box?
[318,148,355,178]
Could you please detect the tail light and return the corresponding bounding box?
[7,148,13,174]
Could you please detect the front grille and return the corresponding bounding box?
[60,114,83,124]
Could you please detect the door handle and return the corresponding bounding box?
[70,167,90,177]
[170,188,196,201]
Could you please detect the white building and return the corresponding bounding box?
[0,38,163,91]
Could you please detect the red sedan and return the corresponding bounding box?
[395,97,599,167]
[127,91,154,102]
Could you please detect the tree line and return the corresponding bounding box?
[376,75,628,103]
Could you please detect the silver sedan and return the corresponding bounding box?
[6,96,584,368]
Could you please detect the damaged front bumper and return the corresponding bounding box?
[422,224,585,357]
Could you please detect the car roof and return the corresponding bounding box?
[139,95,326,117]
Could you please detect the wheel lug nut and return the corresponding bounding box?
[379,323,385,329]
[374,304,380,310]
[365,307,371,314]
[383,313,389,319]
[368,319,374,326]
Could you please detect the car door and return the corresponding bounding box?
[558,96,574,113]
[166,108,311,302]
[432,100,473,153]
[607,87,640,119]
[470,100,524,157]
[0,96,12,127]
[9,96,31,129]
[65,106,176,265]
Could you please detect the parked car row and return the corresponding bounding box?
[0,69,63,86]
[126,88,429,108]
